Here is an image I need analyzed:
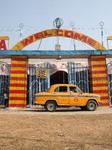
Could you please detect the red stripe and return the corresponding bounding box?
[91,58,106,61]
[11,64,27,68]
[12,58,27,61]
[91,64,106,67]
[92,70,106,74]
[9,97,26,100]
[10,83,26,87]
[10,77,27,80]
[92,77,107,80]
[100,103,109,106]
[101,96,109,99]
[9,104,26,107]
[11,70,27,74]
[93,90,108,93]
[10,90,26,93]
[92,83,108,87]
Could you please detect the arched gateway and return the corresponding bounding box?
[11,29,106,50]
[8,29,109,107]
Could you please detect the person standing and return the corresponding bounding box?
[4,91,9,107]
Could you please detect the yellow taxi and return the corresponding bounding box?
[35,84,101,112]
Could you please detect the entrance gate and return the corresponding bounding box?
[107,61,112,105]
[28,61,89,106]
[68,62,89,92]
[27,63,50,105]
[0,61,10,107]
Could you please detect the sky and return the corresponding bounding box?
[0,0,112,50]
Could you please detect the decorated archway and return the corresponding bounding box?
[9,28,109,108]
[11,29,106,50]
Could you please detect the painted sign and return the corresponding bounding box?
[107,36,112,40]
[36,68,48,78]
[0,36,9,50]
[11,29,106,50]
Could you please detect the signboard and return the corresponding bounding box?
[36,68,48,78]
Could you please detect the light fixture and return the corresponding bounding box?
[57,55,61,60]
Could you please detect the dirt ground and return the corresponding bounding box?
[0,107,112,150]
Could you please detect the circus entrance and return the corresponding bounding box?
[27,60,89,106]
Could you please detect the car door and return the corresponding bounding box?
[68,86,80,105]
[53,86,69,105]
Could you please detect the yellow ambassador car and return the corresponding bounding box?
[35,84,101,112]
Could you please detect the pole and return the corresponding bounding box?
[70,21,76,50]
[19,23,24,41]
[99,21,104,46]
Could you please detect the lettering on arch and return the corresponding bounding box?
[11,29,106,50]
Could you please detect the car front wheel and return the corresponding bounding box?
[45,101,56,112]
[86,100,97,111]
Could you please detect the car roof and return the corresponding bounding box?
[49,84,76,90]
[48,84,78,92]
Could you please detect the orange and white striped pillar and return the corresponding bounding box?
[9,56,28,107]
[89,55,109,106]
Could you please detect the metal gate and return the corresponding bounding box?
[68,62,89,92]
[28,61,89,106]
[27,63,50,106]
[0,61,10,107]
[107,61,112,105]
